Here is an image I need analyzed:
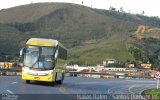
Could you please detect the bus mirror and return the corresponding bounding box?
[20,47,26,57]
[54,50,58,60]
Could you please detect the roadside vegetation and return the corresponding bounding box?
[146,88,160,95]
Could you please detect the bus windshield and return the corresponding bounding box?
[24,46,56,70]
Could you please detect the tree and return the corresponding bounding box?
[82,1,83,5]
[141,11,145,15]
[128,46,148,62]
[109,7,116,11]
[120,7,124,13]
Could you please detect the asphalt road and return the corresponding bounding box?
[0,76,157,100]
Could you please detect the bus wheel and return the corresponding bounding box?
[26,80,30,84]
[52,73,57,86]
[58,73,64,84]
[52,82,55,86]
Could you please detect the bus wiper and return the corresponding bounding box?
[23,65,31,68]
[30,58,39,69]
[31,50,40,69]
[23,65,36,70]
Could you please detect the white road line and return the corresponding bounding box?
[129,84,155,94]
[107,87,115,94]
[139,84,155,94]
[129,85,138,94]
[6,90,14,94]
[11,82,17,84]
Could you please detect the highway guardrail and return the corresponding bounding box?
[0,68,153,79]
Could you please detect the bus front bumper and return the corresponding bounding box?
[22,72,55,82]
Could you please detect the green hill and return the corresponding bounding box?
[0,3,68,23]
[69,32,134,65]
[0,3,160,65]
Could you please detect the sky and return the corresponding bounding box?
[0,0,159,17]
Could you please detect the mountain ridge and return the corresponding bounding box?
[0,3,160,65]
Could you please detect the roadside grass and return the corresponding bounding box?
[146,88,160,95]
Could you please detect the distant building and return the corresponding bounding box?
[141,63,152,69]
[126,63,135,68]
[103,59,118,66]
[104,67,126,71]
[150,70,157,77]
[66,64,88,72]
[95,65,105,71]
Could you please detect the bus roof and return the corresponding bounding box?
[26,38,66,49]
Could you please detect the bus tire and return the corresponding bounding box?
[58,73,64,84]
[52,73,57,86]
[52,82,55,86]
[26,80,30,84]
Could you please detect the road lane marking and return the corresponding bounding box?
[128,84,153,100]
[107,87,115,94]
[128,85,139,94]
[6,90,14,94]
[11,82,17,84]
[59,85,77,100]
[129,84,155,94]
[59,84,72,94]
[139,84,155,94]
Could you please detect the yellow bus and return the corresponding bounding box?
[20,38,67,85]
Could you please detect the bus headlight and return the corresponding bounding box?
[22,67,29,73]
[49,72,53,75]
